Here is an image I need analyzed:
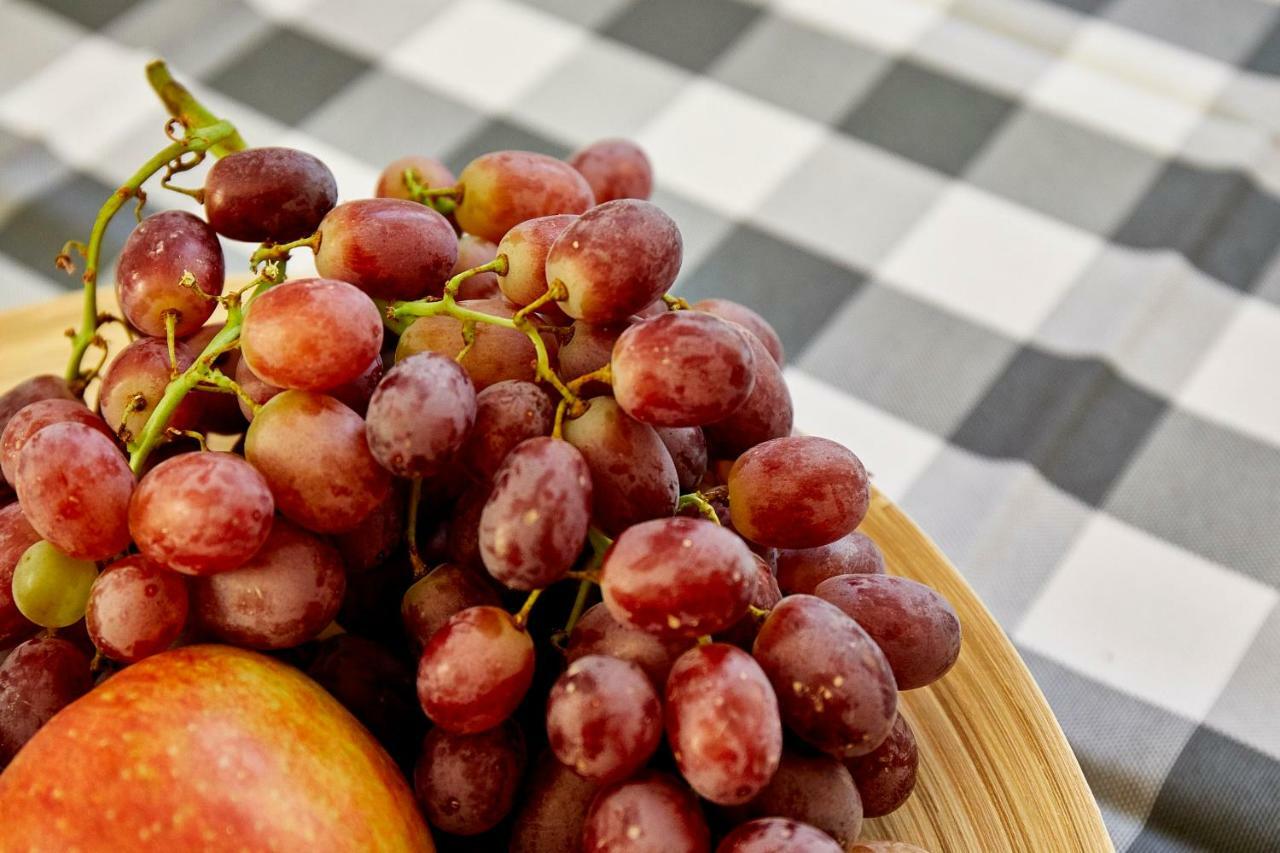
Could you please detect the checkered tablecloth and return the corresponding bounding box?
[2,0,1279,849]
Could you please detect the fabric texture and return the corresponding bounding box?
[1,0,1278,849]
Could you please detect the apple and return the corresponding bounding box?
[0,644,433,851]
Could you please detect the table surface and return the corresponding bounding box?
[1,0,1279,850]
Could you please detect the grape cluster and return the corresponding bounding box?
[0,68,960,853]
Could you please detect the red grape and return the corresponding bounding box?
[0,376,74,436]
[582,771,710,853]
[454,150,594,243]
[240,278,383,392]
[245,391,391,533]
[116,210,225,337]
[401,562,501,652]
[716,819,842,853]
[729,437,869,550]
[601,517,754,639]
[414,721,526,835]
[1,399,111,486]
[665,643,782,804]
[98,336,201,441]
[375,154,456,201]
[233,353,280,419]
[726,750,862,847]
[567,603,692,689]
[815,574,961,690]
[752,595,897,758]
[396,298,553,390]
[511,755,601,853]
[479,437,592,590]
[562,396,678,535]
[546,654,662,784]
[0,636,91,766]
[547,200,682,324]
[446,482,490,568]
[703,333,792,458]
[365,352,477,478]
[453,233,502,299]
[235,351,382,421]
[568,139,653,203]
[0,503,40,645]
[496,213,576,310]
[612,312,756,427]
[203,146,337,242]
[192,517,345,649]
[315,199,458,301]
[85,555,189,662]
[655,426,707,492]
[14,422,133,561]
[560,322,623,388]
[332,485,404,573]
[457,380,553,480]
[844,713,918,818]
[692,299,784,366]
[776,532,885,596]
[718,553,782,649]
[416,605,534,733]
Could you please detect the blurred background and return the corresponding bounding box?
[1,0,1279,849]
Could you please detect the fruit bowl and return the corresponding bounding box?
[0,290,1111,852]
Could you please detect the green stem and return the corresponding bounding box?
[513,588,543,629]
[407,477,428,579]
[678,492,721,525]
[588,526,614,558]
[202,367,260,415]
[146,61,246,157]
[250,232,319,271]
[562,579,594,638]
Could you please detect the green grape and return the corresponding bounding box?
[12,541,98,628]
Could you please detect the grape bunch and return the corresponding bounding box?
[0,63,961,853]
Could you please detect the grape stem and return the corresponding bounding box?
[62,120,239,389]
[250,232,320,270]
[407,477,428,579]
[146,61,246,157]
[567,364,612,394]
[663,294,691,311]
[401,169,460,216]
[201,368,260,414]
[561,578,594,640]
[513,588,543,629]
[677,492,721,525]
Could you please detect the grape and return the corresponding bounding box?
[414,721,526,835]
[233,352,281,419]
[0,636,92,766]
[116,210,225,337]
[703,333,792,458]
[601,517,753,639]
[632,299,669,321]
[479,437,591,590]
[14,422,133,561]
[396,298,552,390]
[568,139,653,203]
[192,517,346,649]
[718,553,782,649]
[0,504,39,645]
[692,299,784,366]
[716,819,842,853]
[547,200,682,325]
[401,563,501,652]
[184,323,247,434]
[454,150,594,243]
[511,755,601,853]
[559,322,623,388]
[848,843,930,853]
[546,654,662,784]
[129,451,273,575]
[375,154,456,201]
[844,713,918,819]
[562,396,678,535]
[235,351,382,421]
[814,575,961,691]
[776,532,885,596]
[456,380,553,481]
[726,751,862,848]
[729,437,869,550]
[453,233,502,300]
[1,399,112,486]
[752,595,897,758]
[203,146,337,242]
[0,376,75,437]
[11,541,98,628]
[365,352,477,478]
[566,603,691,689]
[245,391,392,533]
[307,634,423,769]
[496,213,576,311]
[85,555,189,662]
[240,278,383,392]
[332,485,404,573]
[582,771,711,853]
[416,605,534,733]
[665,643,782,805]
[446,482,490,568]
[611,312,756,427]
[98,337,201,441]
[655,426,707,492]
[315,199,458,301]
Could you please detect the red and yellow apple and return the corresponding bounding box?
[0,644,433,851]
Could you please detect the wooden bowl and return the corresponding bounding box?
[0,292,1113,852]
